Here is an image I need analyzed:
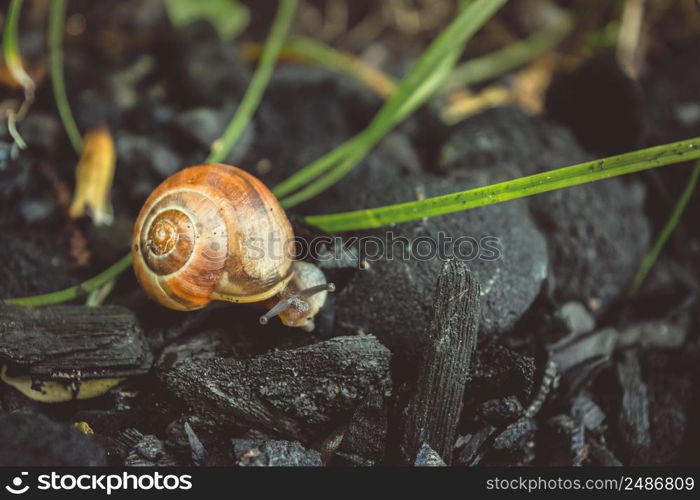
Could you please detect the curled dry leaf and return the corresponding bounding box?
[69,125,116,226]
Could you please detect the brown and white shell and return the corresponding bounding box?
[132,164,295,310]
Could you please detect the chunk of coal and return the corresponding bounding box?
[476,396,524,426]
[587,439,623,466]
[643,44,700,144]
[617,320,687,350]
[329,171,547,363]
[529,178,649,312]
[169,21,251,107]
[435,106,650,314]
[539,414,586,465]
[0,412,106,466]
[572,392,606,432]
[414,443,447,466]
[232,439,322,467]
[0,306,152,379]
[545,53,645,155]
[401,261,480,464]
[465,344,535,406]
[0,236,76,298]
[334,391,388,465]
[615,350,651,464]
[160,336,391,441]
[556,302,595,336]
[184,421,207,466]
[454,426,496,466]
[489,417,537,465]
[124,433,180,466]
[439,107,586,176]
[640,341,699,464]
[548,327,617,394]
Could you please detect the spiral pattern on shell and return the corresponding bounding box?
[132,164,295,311]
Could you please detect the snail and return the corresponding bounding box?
[132,163,333,332]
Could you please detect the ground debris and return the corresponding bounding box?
[414,443,447,466]
[124,431,180,467]
[232,439,322,467]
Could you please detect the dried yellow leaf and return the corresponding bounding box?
[74,421,94,434]
[69,126,116,225]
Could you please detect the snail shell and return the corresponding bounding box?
[132,164,295,311]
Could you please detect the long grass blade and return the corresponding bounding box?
[273,0,508,202]
[49,0,83,153]
[206,0,298,163]
[304,138,700,233]
[629,161,700,294]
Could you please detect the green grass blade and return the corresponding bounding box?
[3,0,33,90]
[272,134,365,199]
[49,0,84,154]
[273,0,508,202]
[281,37,395,97]
[206,0,298,163]
[3,253,133,306]
[441,14,572,91]
[304,138,700,233]
[629,161,700,294]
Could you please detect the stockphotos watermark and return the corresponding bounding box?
[240,231,502,267]
[5,471,192,495]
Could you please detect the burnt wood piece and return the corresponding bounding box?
[401,260,481,464]
[160,336,391,441]
[0,306,152,379]
[334,390,388,465]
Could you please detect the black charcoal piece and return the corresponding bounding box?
[184,421,207,466]
[454,426,496,466]
[233,439,322,467]
[161,336,391,441]
[555,302,595,336]
[0,306,152,379]
[465,344,536,405]
[616,350,651,464]
[125,433,180,466]
[489,417,537,465]
[548,327,617,394]
[545,53,645,155]
[401,261,480,464]
[572,393,606,432]
[540,414,586,466]
[328,170,547,362]
[587,439,623,466]
[476,396,524,426]
[0,412,106,466]
[617,320,687,350]
[334,390,388,465]
[414,443,447,466]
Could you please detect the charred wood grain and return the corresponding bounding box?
[160,336,391,442]
[401,260,480,464]
[0,306,152,378]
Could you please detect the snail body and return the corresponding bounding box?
[132,164,331,331]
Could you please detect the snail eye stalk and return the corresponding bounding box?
[259,283,335,325]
